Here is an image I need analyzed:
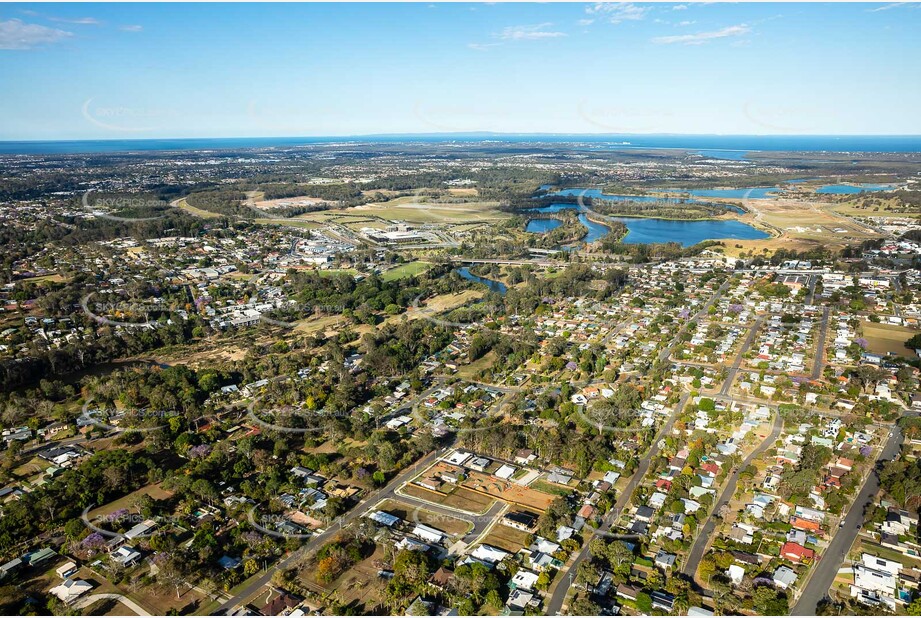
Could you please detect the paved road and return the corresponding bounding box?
[76,593,151,616]
[682,411,784,579]
[216,448,445,614]
[393,485,506,544]
[791,424,905,615]
[720,315,765,397]
[658,280,731,364]
[545,393,690,616]
[811,306,830,380]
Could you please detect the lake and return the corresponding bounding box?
[679,187,779,199]
[547,187,711,205]
[456,267,507,294]
[578,213,611,244]
[815,183,896,194]
[525,218,563,233]
[615,217,769,247]
[528,203,768,247]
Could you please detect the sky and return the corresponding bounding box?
[0,2,919,140]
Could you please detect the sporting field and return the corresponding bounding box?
[381,261,431,281]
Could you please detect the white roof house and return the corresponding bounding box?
[367,510,400,527]
[510,569,539,591]
[727,564,745,585]
[471,544,510,564]
[411,523,446,545]
[773,565,797,589]
[50,579,93,604]
[112,545,142,566]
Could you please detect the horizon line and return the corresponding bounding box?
[3,131,921,145]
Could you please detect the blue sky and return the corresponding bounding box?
[1,2,919,140]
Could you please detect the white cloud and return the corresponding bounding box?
[499,23,566,40]
[578,18,595,26]
[678,20,696,26]
[673,4,688,10]
[119,25,143,32]
[50,17,100,25]
[652,23,750,45]
[467,42,501,51]
[0,18,72,50]
[586,3,651,24]
[869,2,908,11]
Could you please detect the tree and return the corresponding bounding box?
[393,549,432,587]
[569,596,601,615]
[636,592,653,613]
[906,333,921,352]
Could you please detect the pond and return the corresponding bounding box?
[525,218,563,233]
[456,267,507,295]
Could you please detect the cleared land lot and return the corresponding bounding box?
[87,483,174,520]
[478,523,533,553]
[299,542,389,612]
[716,197,880,257]
[375,498,472,537]
[401,483,497,515]
[862,320,918,358]
[289,194,509,225]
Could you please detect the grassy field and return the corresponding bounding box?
[478,523,532,553]
[317,268,358,277]
[713,196,880,257]
[173,197,223,219]
[87,483,174,520]
[349,195,508,224]
[530,479,574,497]
[862,321,918,358]
[456,350,497,380]
[254,218,322,229]
[381,261,431,282]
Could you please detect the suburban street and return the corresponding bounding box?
[682,411,784,579]
[791,423,905,615]
[545,393,690,615]
[719,315,766,397]
[811,306,830,380]
[215,447,447,614]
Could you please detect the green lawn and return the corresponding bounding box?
[381,261,431,281]
[318,268,358,277]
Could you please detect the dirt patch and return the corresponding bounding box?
[862,321,918,358]
[479,523,532,553]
